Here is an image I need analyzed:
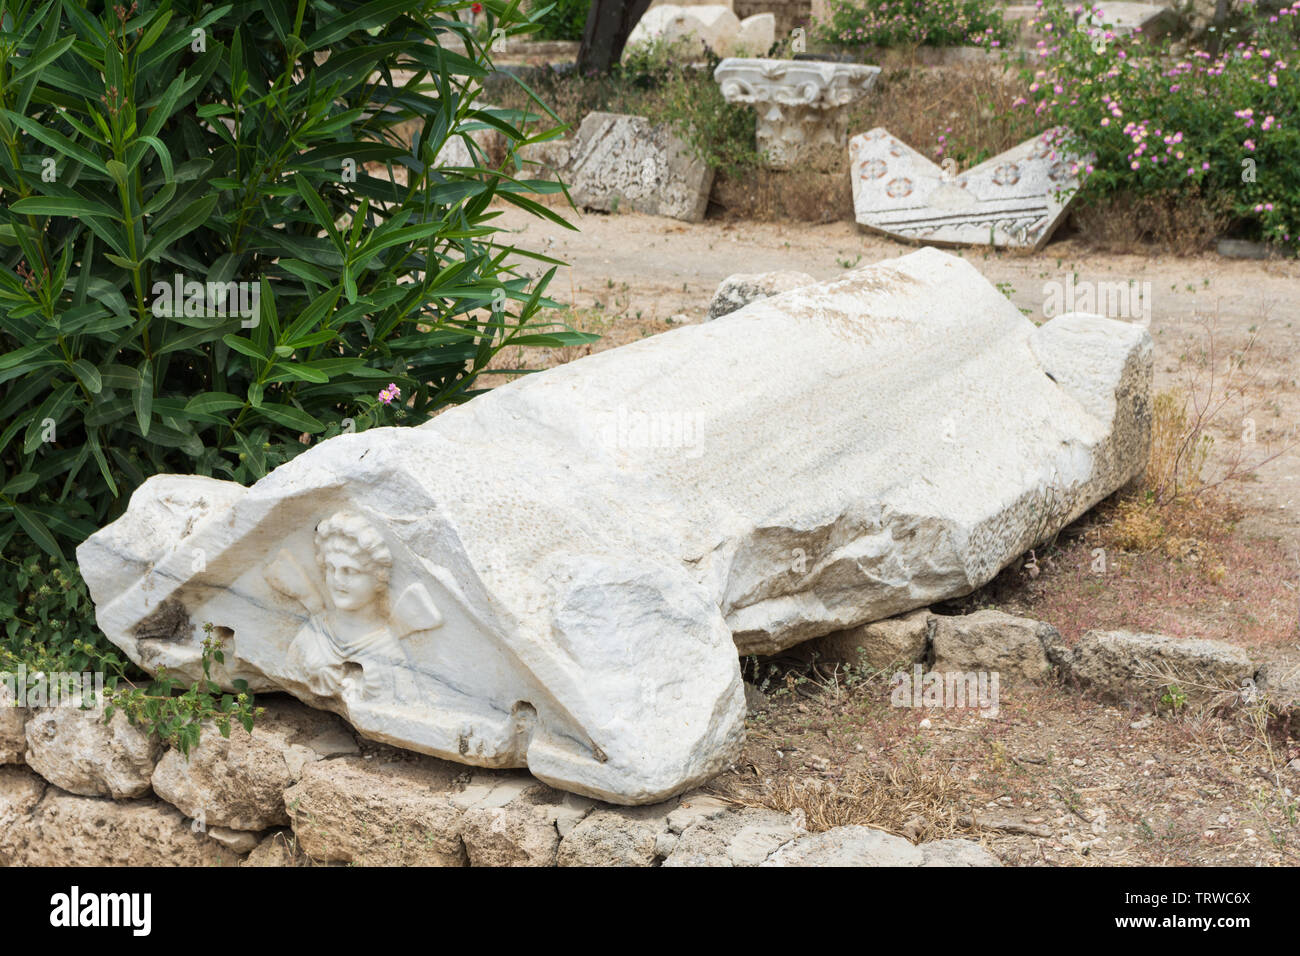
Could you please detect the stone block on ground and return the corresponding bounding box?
[24,706,161,799]
[800,608,932,670]
[0,682,27,764]
[850,127,1085,250]
[0,790,242,866]
[1066,630,1256,705]
[151,696,357,831]
[283,755,469,866]
[563,112,714,222]
[77,248,1151,806]
[557,804,673,866]
[763,825,924,865]
[929,610,1056,682]
[626,5,743,58]
[242,829,313,867]
[662,806,801,865]
[1255,660,1300,714]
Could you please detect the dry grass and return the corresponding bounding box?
[739,763,967,842]
[709,145,851,223]
[1071,189,1230,256]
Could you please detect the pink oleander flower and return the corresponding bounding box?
[378,383,402,405]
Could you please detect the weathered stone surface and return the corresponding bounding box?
[151,698,356,831]
[716,58,881,168]
[1255,660,1300,713]
[564,112,714,222]
[24,706,161,799]
[626,5,771,58]
[919,838,1002,866]
[557,804,672,866]
[460,786,567,867]
[0,682,27,764]
[1066,630,1256,704]
[207,825,261,854]
[849,127,1085,249]
[78,248,1150,805]
[242,829,313,867]
[0,766,46,847]
[929,610,1056,682]
[284,755,468,866]
[801,608,931,669]
[706,270,814,320]
[0,790,242,866]
[763,825,924,866]
[662,807,800,865]
[450,769,592,866]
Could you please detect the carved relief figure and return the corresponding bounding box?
[269,511,440,707]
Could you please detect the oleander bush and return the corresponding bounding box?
[815,0,1014,49]
[1017,0,1300,248]
[0,0,590,708]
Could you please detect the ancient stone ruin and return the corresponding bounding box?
[849,127,1086,249]
[77,247,1152,806]
[714,57,882,168]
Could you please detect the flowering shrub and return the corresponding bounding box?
[816,0,1015,49]
[1016,0,1300,247]
[0,0,592,717]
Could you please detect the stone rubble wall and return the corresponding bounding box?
[4,604,1284,866]
[0,689,998,867]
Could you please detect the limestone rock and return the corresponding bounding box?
[78,248,1151,805]
[1067,630,1256,705]
[736,13,776,54]
[801,608,931,669]
[919,838,1002,866]
[451,769,587,865]
[151,698,353,831]
[929,610,1056,682]
[459,785,566,867]
[0,682,27,764]
[0,766,46,848]
[0,790,242,866]
[563,112,713,222]
[207,826,261,854]
[1255,660,1300,714]
[242,829,313,867]
[849,127,1086,249]
[284,755,468,866]
[557,804,672,866]
[626,5,742,58]
[662,807,800,866]
[24,706,161,799]
[706,270,815,320]
[763,825,925,866]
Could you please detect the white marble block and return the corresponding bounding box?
[563,112,714,223]
[849,127,1086,250]
[714,58,881,169]
[78,248,1150,804]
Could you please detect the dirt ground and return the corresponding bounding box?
[489,202,1300,866]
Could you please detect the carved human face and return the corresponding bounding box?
[321,547,380,612]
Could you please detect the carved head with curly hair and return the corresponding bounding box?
[314,511,392,614]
